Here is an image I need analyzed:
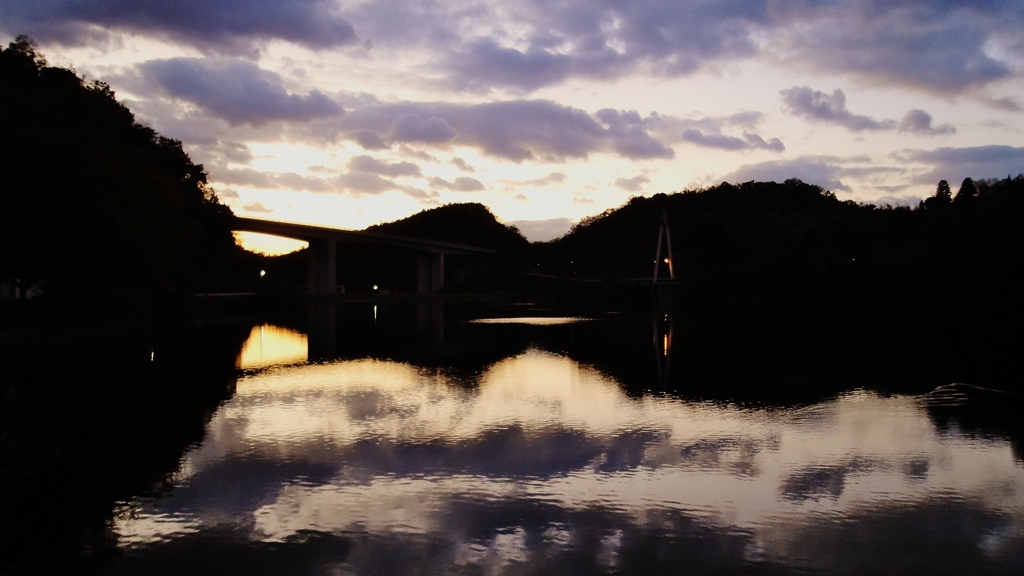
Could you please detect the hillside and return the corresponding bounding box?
[537,177,1024,387]
[0,38,246,329]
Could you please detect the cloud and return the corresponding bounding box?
[498,171,568,192]
[894,145,1024,184]
[451,157,475,172]
[672,111,783,152]
[982,97,1022,112]
[241,201,273,213]
[506,218,575,242]
[2,0,357,54]
[6,0,1021,97]
[352,129,389,150]
[348,155,422,177]
[523,172,567,187]
[388,113,458,143]
[341,101,674,162]
[139,58,342,125]
[336,172,399,195]
[192,141,254,166]
[675,111,766,135]
[216,187,240,199]
[784,4,1016,94]
[720,157,851,192]
[446,37,573,92]
[898,110,956,136]
[215,168,276,188]
[595,109,676,159]
[780,87,895,132]
[681,129,783,152]
[873,195,921,208]
[615,175,650,191]
[214,163,427,198]
[275,172,331,192]
[428,176,485,192]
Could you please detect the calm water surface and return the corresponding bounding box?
[105,316,1024,575]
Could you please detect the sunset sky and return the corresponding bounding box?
[4,0,1023,252]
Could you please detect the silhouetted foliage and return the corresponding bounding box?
[924,179,952,211]
[0,37,242,327]
[954,177,977,205]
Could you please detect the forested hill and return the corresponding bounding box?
[368,202,530,256]
[534,177,1024,386]
[0,38,245,327]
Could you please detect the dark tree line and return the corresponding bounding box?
[533,177,1024,387]
[0,37,251,329]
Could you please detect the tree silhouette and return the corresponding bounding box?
[954,177,977,204]
[924,180,952,210]
[0,37,239,324]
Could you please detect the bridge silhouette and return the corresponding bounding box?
[233,217,496,295]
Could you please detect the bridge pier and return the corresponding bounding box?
[416,253,445,293]
[307,239,337,295]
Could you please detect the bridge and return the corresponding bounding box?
[233,217,496,295]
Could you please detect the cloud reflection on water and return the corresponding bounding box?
[236,324,308,369]
[113,345,1024,575]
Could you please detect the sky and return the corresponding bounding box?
[4,0,1024,252]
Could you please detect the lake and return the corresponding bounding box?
[66,304,1024,574]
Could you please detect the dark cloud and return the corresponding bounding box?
[506,217,574,242]
[898,110,956,136]
[348,155,422,177]
[2,0,357,54]
[139,58,342,126]
[447,38,573,92]
[434,1,1019,95]
[786,3,1017,94]
[780,86,895,131]
[428,176,486,192]
[895,145,1024,184]
[341,101,673,162]
[720,157,851,191]
[615,175,650,191]
[5,0,1021,97]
